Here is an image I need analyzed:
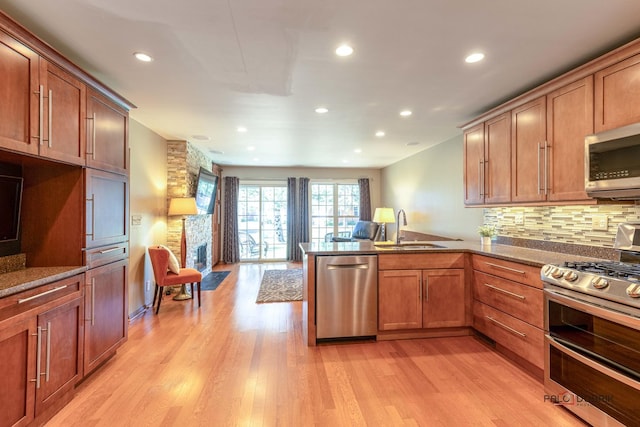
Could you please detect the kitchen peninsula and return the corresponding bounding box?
[301,239,602,379]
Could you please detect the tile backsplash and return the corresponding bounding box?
[483,204,640,248]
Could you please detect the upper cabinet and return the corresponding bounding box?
[86,89,129,175]
[594,53,640,132]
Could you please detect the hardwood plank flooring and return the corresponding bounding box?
[46,262,587,426]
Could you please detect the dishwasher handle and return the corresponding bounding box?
[327,263,370,270]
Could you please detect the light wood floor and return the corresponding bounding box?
[47,262,586,426]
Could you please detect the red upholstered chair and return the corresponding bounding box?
[148,246,203,314]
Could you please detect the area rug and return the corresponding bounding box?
[200,271,231,291]
[256,269,303,303]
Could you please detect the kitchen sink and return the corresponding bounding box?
[375,242,446,250]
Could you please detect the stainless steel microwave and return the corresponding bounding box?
[585,122,640,199]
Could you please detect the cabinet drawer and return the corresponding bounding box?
[0,274,83,322]
[473,302,544,369]
[473,271,543,328]
[84,242,128,268]
[379,253,464,270]
[472,255,542,289]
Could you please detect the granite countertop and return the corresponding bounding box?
[299,240,608,267]
[0,266,87,298]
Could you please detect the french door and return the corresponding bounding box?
[238,183,287,261]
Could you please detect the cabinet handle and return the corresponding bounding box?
[31,326,43,388]
[99,247,121,254]
[17,285,68,304]
[486,316,526,338]
[483,159,488,198]
[424,277,429,301]
[478,160,483,197]
[483,283,525,300]
[484,262,526,276]
[86,113,96,159]
[33,85,44,146]
[47,89,53,148]
[537,141,542,194]
[45,321,51,382]
[91,278,96,326]
[86,194,95,239]
[544,141,550,194]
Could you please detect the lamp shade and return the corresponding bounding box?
[373,207,395,223]
[168,197,198,216]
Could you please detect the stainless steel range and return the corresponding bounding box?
[541,223,640,427]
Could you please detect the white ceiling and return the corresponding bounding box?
[2,0,640,168]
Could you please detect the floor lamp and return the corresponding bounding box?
[373,207,395,242]
[168,197,198,300]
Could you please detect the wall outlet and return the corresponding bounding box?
[592,215,608,231]
[145,280,151,291]
[514,213,524,225]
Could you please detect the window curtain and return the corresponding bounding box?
[286,177,297,261]
[292,177,310,262]
[222,176,240,263]
[358,178,372,220]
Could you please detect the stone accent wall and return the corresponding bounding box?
[167,140,213,276]
[483,204,640,249]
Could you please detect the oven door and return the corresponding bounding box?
[544,289,640,427]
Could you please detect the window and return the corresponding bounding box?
[310,182,359,244]
[238,183,287,260]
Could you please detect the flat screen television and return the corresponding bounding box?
[195,167,218,215]
[0,175,23,256]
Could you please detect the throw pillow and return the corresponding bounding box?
[158,244,180,274]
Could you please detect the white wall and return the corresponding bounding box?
[128,120,168,315]
[381,134,484,241]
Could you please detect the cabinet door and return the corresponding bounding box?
[463,123,484,205]
[39,60,86,165]
[546,77,593,202]
[0,30,39,156]
[85,168,129,249]
[378,270,422,330]
[84,259,128,376]
[484,113,511,204]
[86,88,129,174]
[594,53,640,132]
[35,296,83,416]
[422,269,466,328]
[0,317,37,427]
[511,97,547,202]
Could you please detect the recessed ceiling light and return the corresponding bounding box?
[237,126,248,133]
[354,148,362,153]
[400,110,412,117]
[342,159,349,164]
[253,157,259,162]
[209,149,224,155]
[247,146,255,151]
[465,52,485,63]
[335,44,354,57]
[315,107,329,114]
[133,52,153,62]
[191,134,211,141]
[375,131,385,137]
[407,141,420,146]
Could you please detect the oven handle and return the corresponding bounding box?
[544,288,640,330]
[546,334,640,391]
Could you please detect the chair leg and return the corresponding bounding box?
[197,282,201,308]
[156,287,163,314]
[152,285,159,309]
[190,283,194,298]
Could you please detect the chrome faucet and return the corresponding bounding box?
[396,209,407,245]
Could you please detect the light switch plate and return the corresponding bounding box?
[131,214,142,226]
[592,215,608,231]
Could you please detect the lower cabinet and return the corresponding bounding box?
[83,259,128,376]
[0,274,83,427]
[378,268,466,330]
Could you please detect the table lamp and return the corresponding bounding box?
[168,197,198,300]
[373,207,395,242]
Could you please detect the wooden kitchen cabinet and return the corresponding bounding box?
[463,123,484,205]
[546,76,593,202]
[0,273,83,427]
[0,30,39,157]
[594,53,640,132]
[83,259,128,376]
[85,168,129,249]
[86,88,129,175]
[38,60,86,166]
[511,96,547,203]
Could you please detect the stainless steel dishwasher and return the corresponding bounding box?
[316,255,377,340]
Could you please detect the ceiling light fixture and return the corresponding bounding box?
[465,52,485,63]
[191,134,211,141]
[247,146,255,151]
[133,52,153,62]
[400,110,412,117]
[237,126,248,133]
[375,131,385,137]
[354,148,362,153]
[335,44,354,57]
[407,141,420,146]
[315,107,329,114]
